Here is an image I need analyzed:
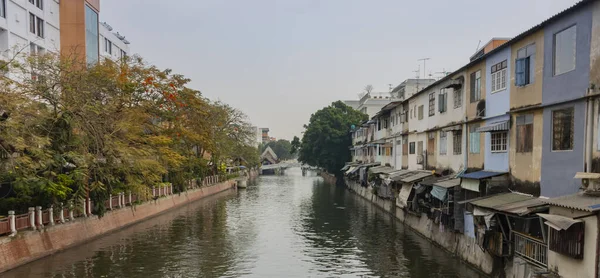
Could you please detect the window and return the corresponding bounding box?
[516,44,535,86]
[453,132,462,155]
[120,49,127,59]
[490,132,508,152]
[409,142,415,154]
[85,5,99,64]
[104,38,112,54]
[469,124,480,154]
[549,222,584,259]
[29,42,44,55]
[554,25,577,76]
[438,90,447,113]
[429,93,435,116]
[29,0,43,9]
[29,13,44,38]
[491,60,507,93]
[470,71,481,102]
[0,0,5,18]
[516,114,533,153]
[439,131,447,155]
[454,88,462,108]
[418,105,424,120]
[552,108,574,151]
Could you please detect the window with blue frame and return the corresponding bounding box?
[515,44,535,86]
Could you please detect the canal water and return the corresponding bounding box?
[4,168,485,278]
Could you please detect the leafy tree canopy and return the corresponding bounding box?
[298,101,368,175]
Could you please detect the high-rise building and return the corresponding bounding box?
[0,0,130,68]
[260,128,270,143]
[0,0,61,62]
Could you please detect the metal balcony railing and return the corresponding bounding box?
[513,231,548,268]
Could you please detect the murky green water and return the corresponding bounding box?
[4,168,485,278]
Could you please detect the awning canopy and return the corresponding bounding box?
[441,125,462,132]
[345,166,358,175]
[433,178,461,188]
[396,183,413,208]
[537,213,583,231]
[391,171,433,183]
[461,178,480,192]
[476,120,510,133]
[459,170,507,180]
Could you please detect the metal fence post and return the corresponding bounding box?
[29,207,36,230]
[129,191,132,205]
[87,198,92,216]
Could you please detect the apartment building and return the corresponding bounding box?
[0,0,60,61]
[99,21,129,61]
[346,1,600,276]
[0,0,130,68]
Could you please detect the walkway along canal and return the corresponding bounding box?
[3,167,484,277]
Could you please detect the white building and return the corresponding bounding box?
[391,79,436,100]
[99,21,129,61]
[0,0,61,62]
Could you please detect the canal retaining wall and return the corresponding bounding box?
[320,172,494,275]
[0,180,236,273]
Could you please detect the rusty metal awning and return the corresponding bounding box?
[476,120,509,133]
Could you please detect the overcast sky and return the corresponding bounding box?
[101,0,578,140]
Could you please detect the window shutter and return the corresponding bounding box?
[470,72,476,101]
[515,58,525,86]
[438,94,443,112]
[442,93,448,112]
[524,57,531,85]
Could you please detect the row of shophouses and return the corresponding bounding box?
[345,1,600,277]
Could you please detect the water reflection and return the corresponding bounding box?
[3,168,485,278]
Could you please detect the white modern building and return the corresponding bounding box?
[391,79,436,100]
[99,21,129,61]
[0,0,61,61]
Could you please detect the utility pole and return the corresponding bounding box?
[418,58,430,79]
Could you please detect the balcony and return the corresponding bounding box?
[513,231,547,268]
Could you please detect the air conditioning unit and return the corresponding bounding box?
[575,172,600,196]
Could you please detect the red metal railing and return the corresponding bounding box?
[42,210,50,225]
[0,218,10,235]
[15,213,30,230]
[111,196,119,208]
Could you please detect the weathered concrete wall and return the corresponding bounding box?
[0,180,236,273]
[344,179,494,275]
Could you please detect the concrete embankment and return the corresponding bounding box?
[320,172,495,276]
[0,179,240,273]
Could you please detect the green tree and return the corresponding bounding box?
[291,136,300,155]
[298,101,368,175]
[262,139,293,160]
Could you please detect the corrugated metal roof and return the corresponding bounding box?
[402,171,433,183]
[470,193,540,215]
[542,193,600,212]
[460,170,507,180]
[494,198,547,216]
[433,178,461,189]
[369,166,395,174]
